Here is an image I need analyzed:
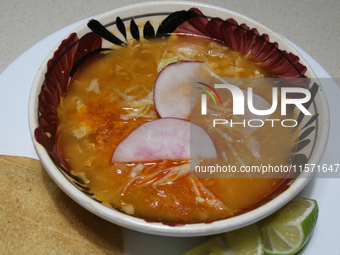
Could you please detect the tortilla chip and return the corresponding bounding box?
[0,155,123,254]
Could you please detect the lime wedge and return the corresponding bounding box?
[183,236,232,255]
[261,197,319,255]
[183,224,263,255]
[223,224,264,255]
[183,197,318,255]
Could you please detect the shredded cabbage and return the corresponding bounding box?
[86,79,101,94]
[152,163,190,186]
[157,55,179,72]
[114,87,156,120]
[216,129,233,142]
[112,88,136,101]
[227,143,246,168]
[208,104,233,113]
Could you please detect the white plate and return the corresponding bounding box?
[0,19,339,254]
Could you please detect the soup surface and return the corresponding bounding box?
[57,34,296,223]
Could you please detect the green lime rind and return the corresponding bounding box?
[223,223,264,255]
[183,236,230,255]
[262,197,319,255]
[183,224,264,255]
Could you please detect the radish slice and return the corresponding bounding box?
[154,61,211,119]
[111,118,217,162]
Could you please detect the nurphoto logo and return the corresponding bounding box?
[197,81,312,128]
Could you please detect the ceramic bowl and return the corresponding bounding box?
[28,1,329,236]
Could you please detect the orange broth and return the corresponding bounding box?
[57,35,297,223]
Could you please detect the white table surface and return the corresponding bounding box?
[1,1,340,254]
